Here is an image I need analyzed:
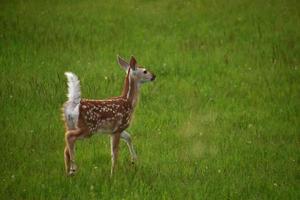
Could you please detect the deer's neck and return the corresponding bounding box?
[121,72,130,97]
[121,69,140,108]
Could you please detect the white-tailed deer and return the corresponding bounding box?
[62,56,156,176]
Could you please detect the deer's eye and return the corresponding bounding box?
[143,70,147,74]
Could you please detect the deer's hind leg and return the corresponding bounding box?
[64,128,87,176]
[64,146,71,174]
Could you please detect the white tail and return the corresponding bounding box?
[65,72,81,105]
[62,56,156,176]
[64,72,81,129]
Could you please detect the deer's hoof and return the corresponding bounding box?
[68,167,77,176]
[131,156,138,165]
[68,170,76,176]
[68,163,78,176]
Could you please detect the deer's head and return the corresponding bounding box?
[117,55,156,84]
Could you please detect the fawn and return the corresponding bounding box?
[62,56,156,176]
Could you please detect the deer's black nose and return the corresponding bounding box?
[151,74,156,81]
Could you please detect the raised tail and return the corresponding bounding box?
[65,72,81,105]
[64,72,81,129]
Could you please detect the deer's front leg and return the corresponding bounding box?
[110,132,121,176]
[121,131,137,164]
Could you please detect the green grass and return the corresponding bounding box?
[1,0,299,199]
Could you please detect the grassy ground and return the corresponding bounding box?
[1,0,299,199]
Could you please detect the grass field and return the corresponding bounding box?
[1,0,299,199]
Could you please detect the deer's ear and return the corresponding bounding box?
[129,56,137,70]
[117,55,129,71]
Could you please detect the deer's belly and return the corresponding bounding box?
[84,115,131,134]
